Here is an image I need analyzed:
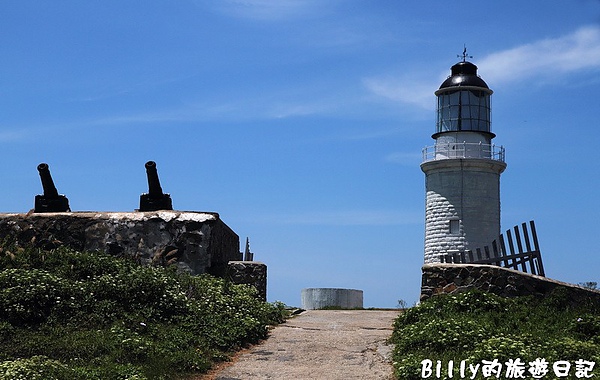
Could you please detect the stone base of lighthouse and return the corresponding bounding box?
[421,158,507,264]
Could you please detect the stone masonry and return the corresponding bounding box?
[422,159,505,263]
[227,261,267,301]
[0,211,242,276]
[421,263,600,305]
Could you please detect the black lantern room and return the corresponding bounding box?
[434,60,493,138]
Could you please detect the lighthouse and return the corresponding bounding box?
[421,54,506,264]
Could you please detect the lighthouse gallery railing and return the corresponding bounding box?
[422,142,505,163]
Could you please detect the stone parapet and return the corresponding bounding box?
[227,261,267,301]
[421,263,600,305]
[0,211,241,276]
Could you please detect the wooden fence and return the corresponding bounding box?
[440,220,545,277]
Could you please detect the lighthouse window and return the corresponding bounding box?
[436,90,491,133]
[449,219,460,235]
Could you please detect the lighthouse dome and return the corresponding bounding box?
[438,61,489,90]
[434,59,494,137]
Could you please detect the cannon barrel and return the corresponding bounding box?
[37,163,60,198]
[139,160,172,211]
[145,161,164,198]
[34,163,70,212]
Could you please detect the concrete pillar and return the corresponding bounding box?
[227,261,267,301]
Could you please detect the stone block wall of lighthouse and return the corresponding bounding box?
[422,158,506,264]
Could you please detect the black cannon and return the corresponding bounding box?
[139,161,173,211]
[34,163,71,213]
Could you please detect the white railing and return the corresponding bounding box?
[422,142,505,163]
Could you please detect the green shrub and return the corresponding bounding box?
[570,314,600,341]
[390,289,600,379]
[0,244,287,379]
[394,317,489,353]
[393,352,426,380]
[0,269,69,325]
[0,356,76,380]
[468,335,544,363]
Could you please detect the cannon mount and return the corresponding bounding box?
[34,163,70,213]
[139,160,173,211]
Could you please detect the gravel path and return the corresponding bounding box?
[202,309,400,380]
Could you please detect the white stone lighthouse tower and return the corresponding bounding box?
[421,55,506,263]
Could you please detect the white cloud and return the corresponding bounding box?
[478,25,600,85]
[364,25,600,109]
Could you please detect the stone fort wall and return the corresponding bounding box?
[0,211,266,300]
[421,263,600,304]
[0,211,241,275]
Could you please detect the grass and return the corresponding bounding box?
[0,243,287,379]
[389,289,600,379]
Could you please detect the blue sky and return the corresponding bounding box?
[1,1,599,307]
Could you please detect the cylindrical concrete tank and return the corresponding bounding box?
[301,288,363,310]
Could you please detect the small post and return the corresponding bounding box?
[139,161,173,211]
[34,163,70,213]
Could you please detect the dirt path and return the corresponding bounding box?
[202,309,400,380]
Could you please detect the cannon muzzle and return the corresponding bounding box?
[34,163,70,212]
[38,163,59,198]
[145,161,164,198]
[139,160,173,211]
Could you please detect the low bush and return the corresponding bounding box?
[0,356,76,380]
[0,244,287,379]
[390,290,600,380]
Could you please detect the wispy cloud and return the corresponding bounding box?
[212,0,329,21]
[0,102,241,139]
[340,128,405,141]
[0,129,29,142]
[362,75,439,111]
[21,26,600,134]
[89,95,342,126]
[65,74,199,104]
[478,25,600,85]
[7,91,353,137]
[267,100,338,119]
[364,25,600,109]
[248,209,422,226]
[84,103,239,126]
[385,152,423,166]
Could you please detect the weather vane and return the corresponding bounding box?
[458,45,473,62]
